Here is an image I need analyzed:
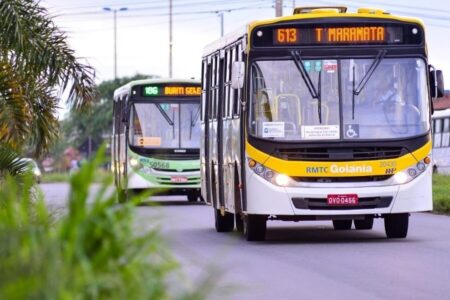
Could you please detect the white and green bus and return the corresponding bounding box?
[112,78,202,202]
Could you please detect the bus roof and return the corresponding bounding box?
[202,6,425,57]
[113,78,200,100]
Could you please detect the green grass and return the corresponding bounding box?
[433,174,450,214]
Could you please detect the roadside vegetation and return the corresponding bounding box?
[433,174,450,214]
[0,151,211,299]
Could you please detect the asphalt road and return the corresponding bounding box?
[41,183,450,300]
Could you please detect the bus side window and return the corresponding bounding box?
[210,56,216,120]
[224,48,231,118]
[232,43,243,117]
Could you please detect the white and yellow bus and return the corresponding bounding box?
[200,6,444,241]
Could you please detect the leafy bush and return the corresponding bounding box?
[0,150,182,299]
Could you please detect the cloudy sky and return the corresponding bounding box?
[41,0,450,84]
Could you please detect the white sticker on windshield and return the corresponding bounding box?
[301,125,339,140]
[323,60,337,73]
[262,122,285,138]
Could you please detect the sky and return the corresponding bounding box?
[41,0,450,85]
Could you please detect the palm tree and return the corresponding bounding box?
[0,0,96,159]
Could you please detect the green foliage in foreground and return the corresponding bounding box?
[0,150,200,300]
[433,174,450,214]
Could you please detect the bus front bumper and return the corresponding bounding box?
[245,165,432,216]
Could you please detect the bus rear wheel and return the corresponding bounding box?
[214,209,234,232]
[354,217,374,230]
[244,215,267,241]
[332,220,352,230]
[384,213,409,238]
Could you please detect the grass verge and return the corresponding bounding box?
[433,174,450,214]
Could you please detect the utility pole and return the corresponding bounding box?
[293,0,296,10]
[275,0,283,17]
[169,0,173,78]
[219,12,224,37]
[103,7,128,80]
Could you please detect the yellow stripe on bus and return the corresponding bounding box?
[246,141,431,177]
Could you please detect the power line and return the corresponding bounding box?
[53,0,271,17]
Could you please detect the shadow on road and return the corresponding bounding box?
[262,225,417,244]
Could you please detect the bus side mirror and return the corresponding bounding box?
[429,67,445,99]
[231,61,245,89]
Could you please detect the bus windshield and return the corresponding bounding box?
[249,57,429,141]
[129,102,201,149]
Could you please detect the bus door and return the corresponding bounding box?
[207,55,219,206]
[203,59,212,204]
[216,53,226,210]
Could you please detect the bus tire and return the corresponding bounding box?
[332,220,352,230]
[384,213,409,238]
[214,209,234,232]
[244,215,267,241]
[354,217,374,230]
[187,193,198,202]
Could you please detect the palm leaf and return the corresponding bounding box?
[0,0,97,110]
[0,145,29,178]
[0,59,29,150]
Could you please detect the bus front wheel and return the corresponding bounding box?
[187,193,199,202]
[214,209,234,232]
[384,213,409,238]
[244,215,267,241]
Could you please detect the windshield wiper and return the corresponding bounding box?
[155,104,174,126]
[352,50,387,119]
[291,50,322,123]
[189,106,200,140]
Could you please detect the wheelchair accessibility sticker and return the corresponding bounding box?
[345,124,359,139]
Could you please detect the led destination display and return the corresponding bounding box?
[253,23,423,47]
[142,85,201,97]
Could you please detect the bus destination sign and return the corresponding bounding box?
[274,26,386,44]
[142,85,201,97]
[253,23,423,47]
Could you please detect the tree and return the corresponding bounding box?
[0,0,96,159]
[60,74,158,157]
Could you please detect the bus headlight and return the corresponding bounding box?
[393,154,431,185]
[129,157,142,169]
[248,158,293,187]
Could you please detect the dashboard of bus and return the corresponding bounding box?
[249,56,430,142]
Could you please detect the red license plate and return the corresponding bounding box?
[327,194,359,206]
[171,176,188,183]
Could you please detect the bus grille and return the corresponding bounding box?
[292,175,392,183]
[274,147,405,161]
[153,168,200,173]
[292,196,393,210]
